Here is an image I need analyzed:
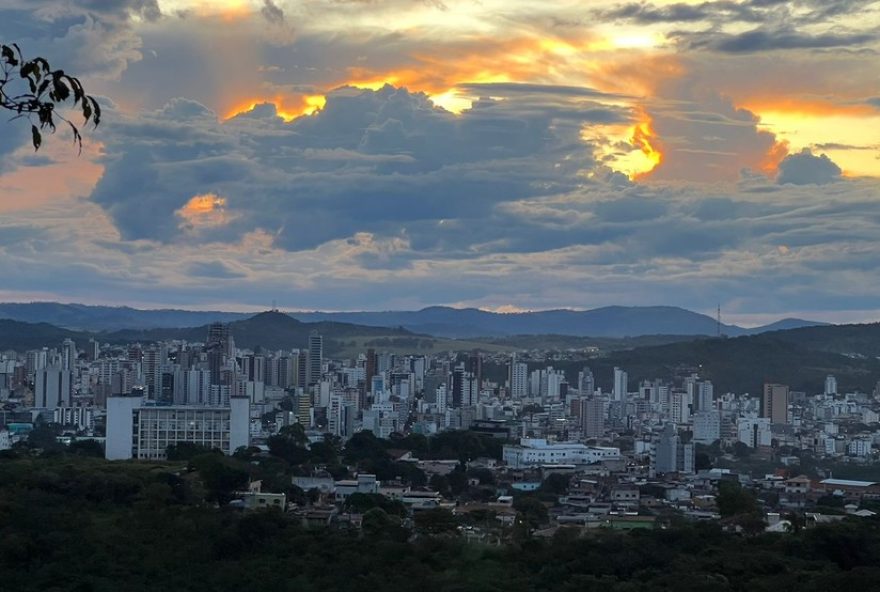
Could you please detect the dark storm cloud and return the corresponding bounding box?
[777,149,843,185]
[89,85,622,251]
[702,29,877,52]
[260,0,285,23]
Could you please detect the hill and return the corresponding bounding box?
[292,305,825,338]
[0,302,248,331]
[106,311,419,355]
[760,322,880,357]
[0,320,93,352]
[0,302,825,338]
[0,312,422,356]
[541,332,880,396]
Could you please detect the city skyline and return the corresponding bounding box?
[1,1,879,322]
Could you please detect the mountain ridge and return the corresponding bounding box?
[0,301,827,338]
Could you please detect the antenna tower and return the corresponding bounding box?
[716,304,721,337]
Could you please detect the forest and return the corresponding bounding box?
[2,448,880,592]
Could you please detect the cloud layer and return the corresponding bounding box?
[0,0,878,322]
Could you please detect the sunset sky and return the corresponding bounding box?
[0,0,879,324]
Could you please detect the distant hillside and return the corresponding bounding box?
[0,320,93,352]
[0,302,248,331]
[545,332,880,397]
[0,312,418,356]
[0,302,825,338]
[291,306,825,338]
[759,322,880,357]
[106,311,417,355]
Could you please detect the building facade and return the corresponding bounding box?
[105,395,249,460]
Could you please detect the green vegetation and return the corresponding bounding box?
[3,454,880,591]
[548,335,880,395]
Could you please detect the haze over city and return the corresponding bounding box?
[0,0,878,324]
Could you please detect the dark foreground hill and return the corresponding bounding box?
[0,454,878,592]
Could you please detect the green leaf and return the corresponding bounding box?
[89,97,101,127]
[1,45,17,66]
[82,98,92,122]
[31,125,41,151]
[52,78,70,102]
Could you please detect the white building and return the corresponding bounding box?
[509,361,528,399]
[502,438,620,468]
[53,406,95,431]
[613,367,628,402]
[825,375,838,397]
[34,367,73,409]
[105,395,250,460]
[738,416,772,448]
[671,391,690,424]
[652,423,695,476]
[693,411,721,445]
[848,438,873,458]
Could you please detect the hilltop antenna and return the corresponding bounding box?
[271,299,278,313]
[716,304,722,338]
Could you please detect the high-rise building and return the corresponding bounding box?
[142,347,163,400]
[738,416,772,448]
[173,369,211,405]
[466,351,482,391]
[613,367,628,402]
[276,355,294,389]
[695,381,714,411]
[825,374,838,397]
[61,338,77,371]
[365,348,378,392]
[206,323,234,357]
[307,331,323,386]
[26,348,48,376]
[693,411,721,444]
[762,383,790,424]
[88,339,100,362]
[509,360,529,399]
[578,367,595,397]
[450,365,465,408]
[652,423,694,476]
[34,367,73,409]
[580,397,604,438]
[670,391,690,424]
[205,323,233,385]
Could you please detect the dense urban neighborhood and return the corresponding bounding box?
[3,310,880,542]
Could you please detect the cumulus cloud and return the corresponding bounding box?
[89,84,631,251]
[0,1,161,79]
[777,149,843,185]
[1,0,879,320]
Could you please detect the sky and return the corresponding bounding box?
[0,0,879,324]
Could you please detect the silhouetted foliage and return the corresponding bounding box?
[0,43,101,151]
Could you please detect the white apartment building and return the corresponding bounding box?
[105,395,249,460]
[693,411,721,444]
[738,416,772,448]
[503,438,621,468]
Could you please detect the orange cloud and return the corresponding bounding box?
[224,95,326,122]
[630,112,663,179]
[220,32,654,119]
[742,97,877,119]
[177,193,233,229]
